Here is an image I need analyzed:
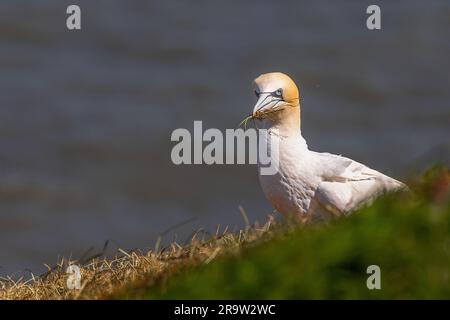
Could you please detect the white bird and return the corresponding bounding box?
[251,72,407,223]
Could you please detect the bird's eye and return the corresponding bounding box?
[274,88,283,98]
[254,90,260,98]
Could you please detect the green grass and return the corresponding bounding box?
[121,167,450,299]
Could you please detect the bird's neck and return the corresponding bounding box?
[260,105,302,138]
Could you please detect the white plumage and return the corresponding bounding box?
[251,72,406,223]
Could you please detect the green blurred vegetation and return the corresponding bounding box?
[125,167,450,299]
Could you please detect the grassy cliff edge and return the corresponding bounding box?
[1,166,449,300]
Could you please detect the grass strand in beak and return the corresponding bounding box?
[238,114,253,129]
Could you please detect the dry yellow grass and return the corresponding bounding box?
[0,214,280,300]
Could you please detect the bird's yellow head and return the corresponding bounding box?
[252,72,300,122]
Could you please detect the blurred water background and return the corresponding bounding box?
[0,0,449,276]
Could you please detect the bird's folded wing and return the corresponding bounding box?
[311,152,406,215]
[313,152,381,182]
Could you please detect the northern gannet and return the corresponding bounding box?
[251,72,407,223]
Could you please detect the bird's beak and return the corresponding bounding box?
[252,94,280,119]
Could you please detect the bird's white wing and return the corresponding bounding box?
[310,152,406,216]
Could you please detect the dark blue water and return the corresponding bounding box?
[0,0,449,276]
